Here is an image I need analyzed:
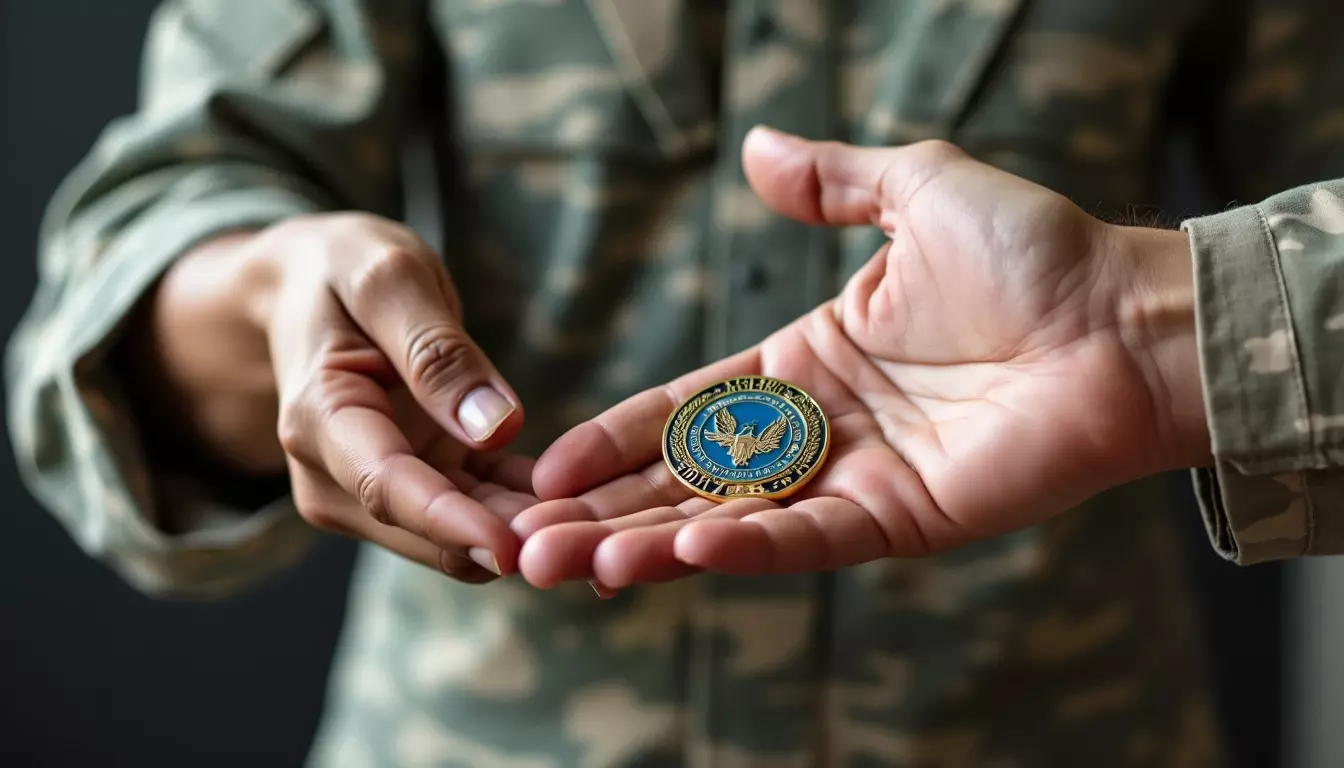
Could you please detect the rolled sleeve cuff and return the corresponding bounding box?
[1184,203,1319,564]
[10,186,320,598]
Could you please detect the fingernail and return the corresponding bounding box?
[589,581,619,600]
[468,547,501,576]
[458,387,514,442]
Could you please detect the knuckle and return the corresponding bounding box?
[346,246,425,306]
[307,367,382,423]
[406,325,476,391]
[276,372,363,462]
[276,398,313,462]
[299,504,344,533]
[292,484,345,533]
[912,138,963,162]
[313,330,386,377]
[353,459,393,526]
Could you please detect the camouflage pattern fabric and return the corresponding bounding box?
[8,0,1344,765]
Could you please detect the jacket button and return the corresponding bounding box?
[746,12,776,45]
[739,261,770,292]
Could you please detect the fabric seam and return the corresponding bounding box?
[1255,203,1315,555]
[1255,204,1313,460]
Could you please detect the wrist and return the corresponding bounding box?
[235,220,295,335]
[1109,224,1214,471]
[137,228,287,475]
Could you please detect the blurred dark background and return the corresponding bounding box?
[0,2,1285,766]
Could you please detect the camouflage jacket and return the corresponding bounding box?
[9,1,1344,766]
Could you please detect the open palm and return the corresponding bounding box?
[512,128,1197,590]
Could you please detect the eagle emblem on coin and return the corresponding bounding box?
[662,376,830,502]
[702,409,789,467]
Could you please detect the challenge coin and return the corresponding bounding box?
[662,376,830,502]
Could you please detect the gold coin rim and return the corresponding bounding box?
[661,375,831,503]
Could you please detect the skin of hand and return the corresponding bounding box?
[123,212,535,582]
[513,126,1213,592]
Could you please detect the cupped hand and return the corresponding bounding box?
[160,213,535,581]
[514,127,1207,590]
[263,214,540,581]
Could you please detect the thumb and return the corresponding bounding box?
[741,125,965,229]
[334,254,524,450]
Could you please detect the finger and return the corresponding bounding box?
[329,405,519,570]
[360,514,501,584]
[516,496,716,587]
[464,452,538,495]
[592,531,700,586]
[272,262,520,576]
[289,467,499,583]
[593,498,778,586]
[674,496,891,575]
[517,521,609,588]
[532,498,767,588]
[420,438,538,499]
[511,498,604,541]
[590,505,718,586]
[334,245,522,450]
[440,468,538,563]
[515,507,677,587]
[304,379,521,575]
[469,484,538,523]
[533,347,762,500]
[741,125,966,229]
[511,461,690,537]
[575,463,692,519]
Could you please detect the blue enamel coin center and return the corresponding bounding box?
[687,393,802,480]
[663,376,830,502]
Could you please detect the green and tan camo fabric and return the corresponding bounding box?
[9,0,1344,765]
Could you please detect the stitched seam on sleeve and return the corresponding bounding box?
[1256,204,1315,462]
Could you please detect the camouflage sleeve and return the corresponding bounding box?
[1184,183,1344,565]
[1180,1,1344,565]
[4,0,425,596]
